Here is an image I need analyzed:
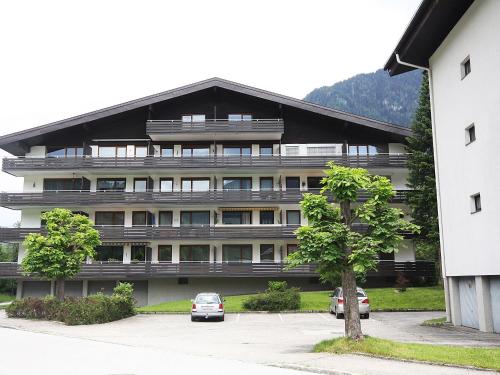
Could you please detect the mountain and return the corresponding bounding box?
[304,69,422,127]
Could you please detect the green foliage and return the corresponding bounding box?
[304,69,421,127]
[405,72,440,264]
[21,209,101,280]
[6,283,136,325]
[0,243,18,294]
[242,281,301,311]
[287,163,419,279]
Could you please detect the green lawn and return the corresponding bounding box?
[138,287,445,313]
[0,294,15,303]
[422,317,447,327]
[314,337,500,371]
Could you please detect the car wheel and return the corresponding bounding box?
[329,307,334,315]
[363,313,369,319]
[220,315,225,322]
[191,316,196,322]
[335,309,343,319]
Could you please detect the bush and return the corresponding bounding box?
[243,281,301,311]
[6,282,136,325]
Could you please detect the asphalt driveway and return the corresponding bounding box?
[1,311,499,375]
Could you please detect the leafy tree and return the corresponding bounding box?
[287,163,419,340]
[22,209,101,300]
[405,71,440,273]
[0,243,18,294]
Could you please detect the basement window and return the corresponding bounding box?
[465,124,476,145]
[461,56,471,79]
[471,193,481,214]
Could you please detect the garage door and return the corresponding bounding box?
[490,277,500,333]
[127,281,148,306]
[459,277,479,329]
[65,281,83,297]
[22,281,51,298]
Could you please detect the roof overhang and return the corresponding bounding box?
[0,78,411,155]
[384,0,475,76]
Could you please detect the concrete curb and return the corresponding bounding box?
[270,363,354,375]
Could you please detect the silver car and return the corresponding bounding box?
[191,293,225,322]
[329,287,370,319]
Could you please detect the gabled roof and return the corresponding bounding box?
[0,77,411,153]
[385,0,475,76]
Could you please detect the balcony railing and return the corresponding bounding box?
[0,260,435,280]
[0,223,416,243]
[146,119,284,135]
[2,154,408,173]
[0,189,409,208]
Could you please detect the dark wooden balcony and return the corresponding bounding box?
[0,223,416,243]
[2,154,408,175]
[0,225,300,242]
[0,260,435,280]
[0,189,409,209]
[146,119,284,141]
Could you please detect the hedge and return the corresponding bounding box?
[6,282,135,325]
[243,281,301,311]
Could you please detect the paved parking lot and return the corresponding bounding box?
[1,311,499,375]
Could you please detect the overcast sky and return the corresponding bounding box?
[0,0,420,227]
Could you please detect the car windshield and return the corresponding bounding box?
[356,291,366,297]
[196,295,219,304]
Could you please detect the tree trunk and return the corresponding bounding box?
[340,200,364,340]
[55,278,65,301]
[342,267,363,340]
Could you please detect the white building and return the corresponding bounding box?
[386,0,500,332]
[0,78,423,306]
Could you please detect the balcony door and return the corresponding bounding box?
[222,244,252,263]
[180,245,210,262]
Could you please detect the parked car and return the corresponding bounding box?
[191,293,225,322]
[329,287,370,319]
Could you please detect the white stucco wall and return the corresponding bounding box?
[429,0,500,277]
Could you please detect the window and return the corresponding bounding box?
[307,145,338,156]
[134,146,148,157]
[260,244,274,262]
[180,245,210,262]
[134,178,147,192]
[222,245,252,263]
[286,210,301,225]
[223,177,252,190]
[161,147,174,157]
[43,178,85,191]
[466,124,476,145]
[471,193,481,213]
[160,178,173,192]
[222,210,252,224]
[223,146,251,156]
[182,114,206,123]
[182,178,210,191]
[348,145,382,156]
[260,145,273,156]
[94,211,125,226]
[260,211,274,224]
[94,246,123,262]
[47,146,84,158]
[307,177,323,190]
[97,178,126,191]
[182,146,210,157]
[98,146,127,158]
[378,251,395,261]
[286,177,300,189]
[461,56,471,79]
[285,145,299,156]
[159,211,173,226]
[287,244,298,257]
[260,177,273,191]
[158,245,172,262]
[131,245,146,262]
[132,211,147,226]
[228,114,252,121]
[180,211,210,225]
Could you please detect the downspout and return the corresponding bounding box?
[396,54,451,322]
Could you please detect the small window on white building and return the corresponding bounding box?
[471,193,481,213]
[461,56,471,79]
[465,124,476,145]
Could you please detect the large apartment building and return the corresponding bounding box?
[386,0,500,333]
[0,78,429,306]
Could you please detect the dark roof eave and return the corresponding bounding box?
[0,78,411,152]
